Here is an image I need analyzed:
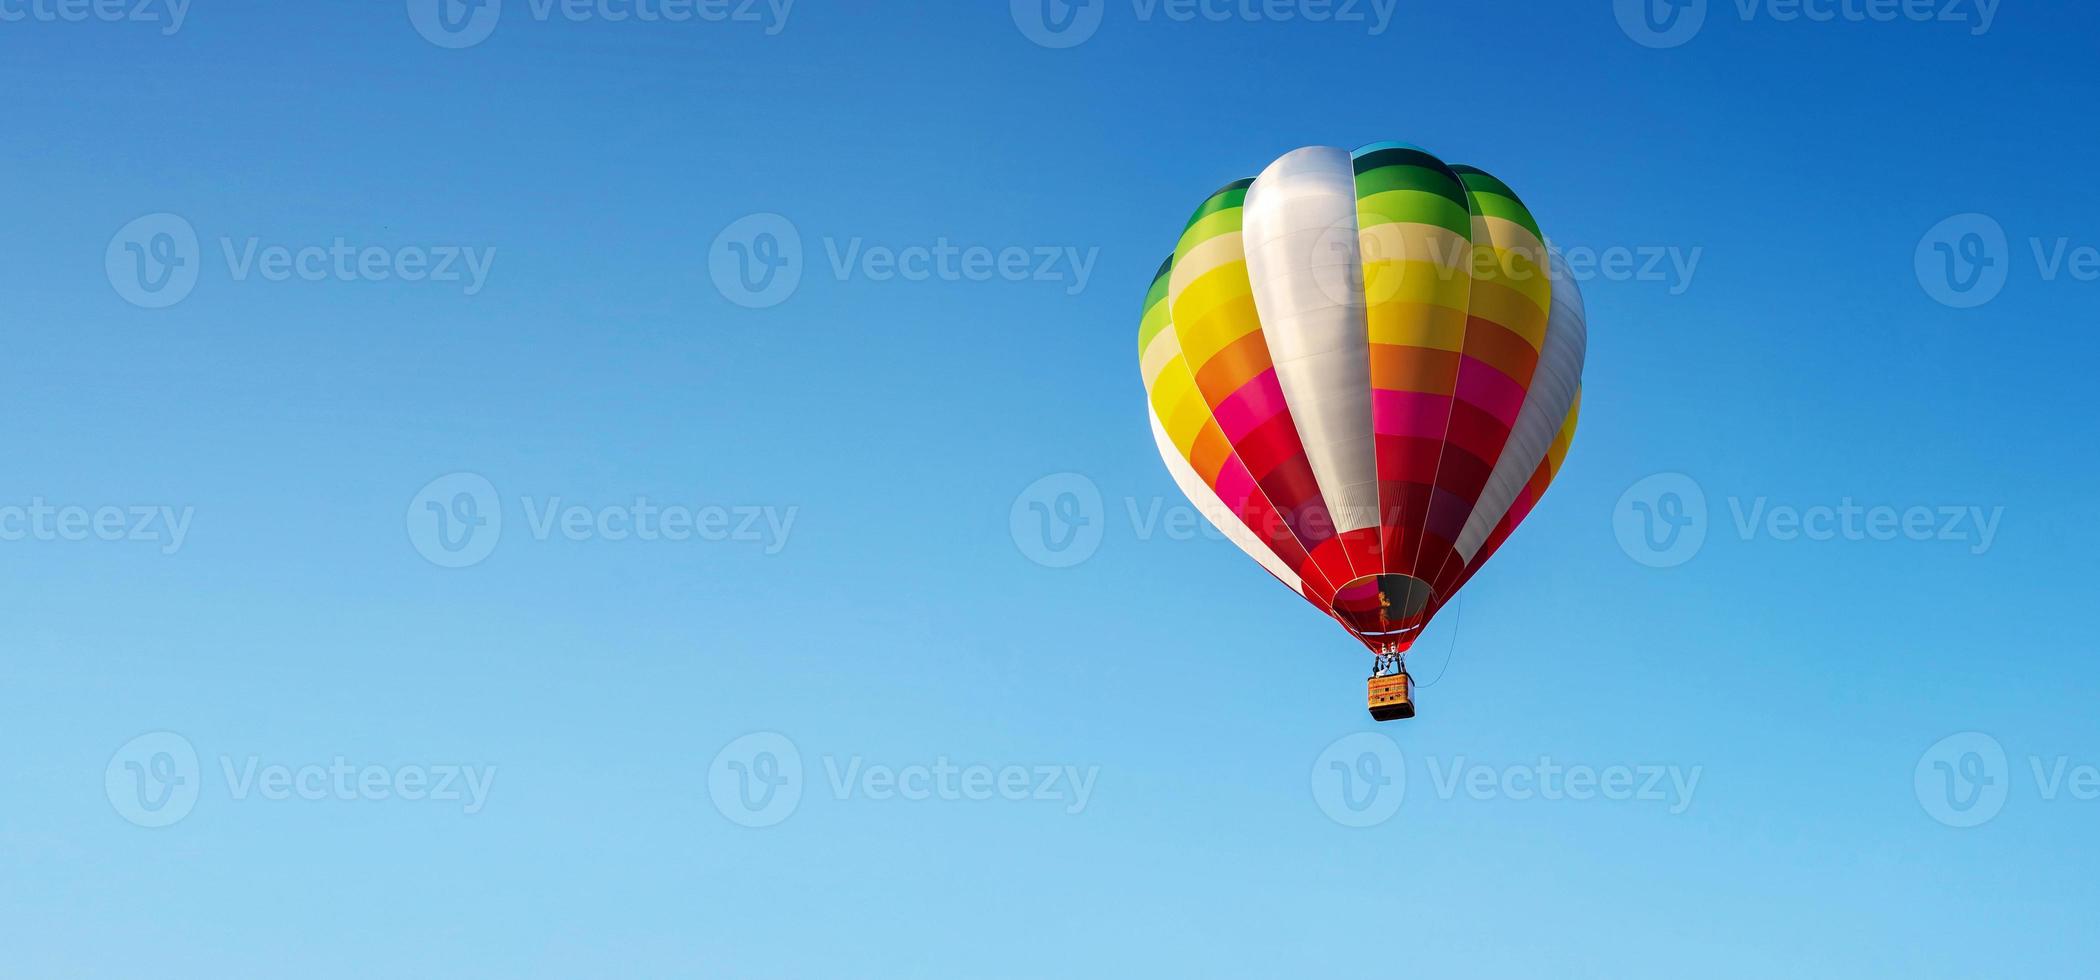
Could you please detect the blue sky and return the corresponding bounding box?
[4,1,2098,976]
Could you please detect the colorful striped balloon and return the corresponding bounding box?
[1138,141,1587,653]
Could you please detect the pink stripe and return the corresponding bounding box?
[1212,456,1259,515]
[1210,369,1291,444]
[1372,390,1454,440]
[1453,358,1528,429]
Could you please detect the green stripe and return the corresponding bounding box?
[1174,206,1242,263]
[1453,166,1542,240]
[1138,256,1173,351]
[1356,189,1473,240]
[1181,179,1252,233]
[1449,165,1516,199]
[1354,163,1469,212]
[1138,298,1171,354]
[1172,179,1253,262]
[1467,191,1542,241]
[1143,256,1172,311]
[1353,146,1448,177]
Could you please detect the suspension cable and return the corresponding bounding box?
[1411,597,1463,688]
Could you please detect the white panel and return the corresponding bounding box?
[1453,249,1589,561]
[1241,145,1379,535]
[1149,411,1301,591]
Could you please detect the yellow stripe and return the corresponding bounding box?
[1366,300,1469,351]
[1168,232,1246,300]
[1465,277,1549,350]
[1155,367,1213,457]
[1475,214,1548,263]
[1171,263,1261,368]
[1469,215,1552,315]
[1362,254,1473,311]
[1358,222,1470,275]
[1139,327,1181,389]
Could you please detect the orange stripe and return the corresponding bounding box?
[1193,327,1275,398]
[1370,345,1461,395]
[1459,319,1540,386]
[1190,423,1233,483]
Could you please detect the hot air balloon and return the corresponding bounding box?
[1137,141,1587,721]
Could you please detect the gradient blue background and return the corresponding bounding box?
[5,1,2097,976]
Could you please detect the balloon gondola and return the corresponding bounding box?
[1137,141,1589,721]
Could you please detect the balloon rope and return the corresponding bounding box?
[1412,597,1462,689]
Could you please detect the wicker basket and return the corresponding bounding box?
[1367,672,1415,721]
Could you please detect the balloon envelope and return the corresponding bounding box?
[1137,141,1586,651]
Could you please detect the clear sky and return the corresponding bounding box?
[5,1,2098,976]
